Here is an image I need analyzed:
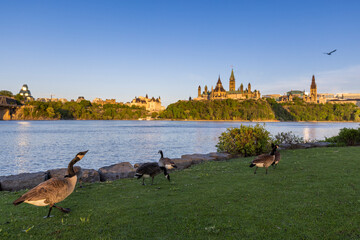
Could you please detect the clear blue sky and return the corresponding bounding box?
[1,0,360,106]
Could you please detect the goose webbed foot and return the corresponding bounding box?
[43,215,54,219]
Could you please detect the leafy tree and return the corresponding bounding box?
[0,90,13,97]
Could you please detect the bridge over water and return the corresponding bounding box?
[0,96,19,120]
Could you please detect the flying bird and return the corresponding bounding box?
[324,49,337,55]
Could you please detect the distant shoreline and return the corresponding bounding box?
[3,119,359,123]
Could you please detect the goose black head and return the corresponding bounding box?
[66,150,88,178]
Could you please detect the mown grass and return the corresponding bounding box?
[1,147,360,239]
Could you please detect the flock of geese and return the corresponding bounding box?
[12,146,281,218]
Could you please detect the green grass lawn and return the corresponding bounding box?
[1,147,360,239]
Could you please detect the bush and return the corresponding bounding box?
[273,131,304,144]
[326,127,360,146]
[216,124,271,156]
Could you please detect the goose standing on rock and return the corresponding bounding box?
[13,151,88,218]
[249,144,278,174]
[134,150,177,185]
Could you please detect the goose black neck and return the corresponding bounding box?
[270,147,277,155]
[67,157,79,177]
[159,151,164,158]
[160,166,168,176]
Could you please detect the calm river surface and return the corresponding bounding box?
[0,120,358,176]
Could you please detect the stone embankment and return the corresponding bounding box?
[0,142,332,192]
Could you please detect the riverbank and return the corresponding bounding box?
[1,146,359,239]
[3,99,359,122]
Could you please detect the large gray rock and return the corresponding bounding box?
[312,142,332,148]
[171,158,193,170]
[80,169,100,183]
[0,172,48,191]
[180,153,214,165]
[207,152,233,161]
[98,162,135,182]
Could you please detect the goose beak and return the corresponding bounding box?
[76,150,89,160]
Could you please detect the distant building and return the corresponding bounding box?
[195,69,261,101]
[36,98,68,103]
[19,84,34,102]
[92,98,117,105]
[77,96,85,103]
[262,94,282,101]
[130,95,165,112]
[335,93,360,100]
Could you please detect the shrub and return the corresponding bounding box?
[216,124,271,156]
[326,127,360,146]
[273,131,304,144]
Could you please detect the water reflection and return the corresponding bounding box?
[15,121,31,174]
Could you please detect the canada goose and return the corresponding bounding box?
[134,162,165,185]
[158,150,177,170]
[134,150,177,185]
[272,150,281,169]
[249,144,278,174]
[13,151,88,218]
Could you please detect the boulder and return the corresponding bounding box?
[171,158,193,170]
[98,162,135,182]
[312,142,332,148]
[80,169,100,183]
[279,143,292,149]
[207,152,232,161]
[0,172,48,191]
[180,154,210,165]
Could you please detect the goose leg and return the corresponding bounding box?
[54,205,71,213]
[254,167,258,174]
[266,168,268,174]
[142,178,145,185]
[151,177,154,185]
[44,205,54,218]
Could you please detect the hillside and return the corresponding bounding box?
[160,98,360,121]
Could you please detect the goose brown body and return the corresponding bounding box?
[135,162,164,185]
[249,145,278,174]
[135,150,177,185]
[13,150,88,218]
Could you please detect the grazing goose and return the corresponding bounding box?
[249,144,278,174]
[134,150,177,185]
[272,150,281,169]
[13,151,88,218]
[134,162,164,185]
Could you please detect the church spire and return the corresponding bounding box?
[229,69,235,91]
[311,75,316,89]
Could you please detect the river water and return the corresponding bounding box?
[0,120,358,176]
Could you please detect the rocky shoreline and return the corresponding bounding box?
[0,142,332,192]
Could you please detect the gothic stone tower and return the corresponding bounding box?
[248,83,251,93]
[229,69,235,91]
[198,85,201,97]
[310,75,317,103]
[240,83,244,93]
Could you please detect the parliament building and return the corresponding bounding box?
[194,69,261,101]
